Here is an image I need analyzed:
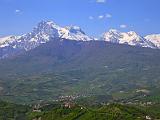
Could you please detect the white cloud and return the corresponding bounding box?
[97,13,112,20]
[15,9,21,13]
[96,0,106,3]
[98,15,104,19]
[89,16,94,20]
[120,24,127,28]
[15,9,22,14]
[105,13,112,18]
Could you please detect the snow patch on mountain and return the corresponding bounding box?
[0,36,20,48]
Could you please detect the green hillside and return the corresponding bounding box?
[0,40,160,103]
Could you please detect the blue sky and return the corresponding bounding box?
[0,0,160,37]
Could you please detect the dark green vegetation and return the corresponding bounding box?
[0,101,29,120]
[1,101,160,120]
[28,104,149,120]
[0,39,160,103]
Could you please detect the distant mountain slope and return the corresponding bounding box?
[0,39,160,103]
[1,39,160,74]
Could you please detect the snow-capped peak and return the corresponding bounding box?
[37,20,59,28]
[145,34,160,48]
[32,21,93,41]
[108,29,120,33]
[0,20,93,58]
[60,25,92,41]
[102,29,156,48]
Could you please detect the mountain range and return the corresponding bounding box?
[0,20,160,59]
[0,20,160,103]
